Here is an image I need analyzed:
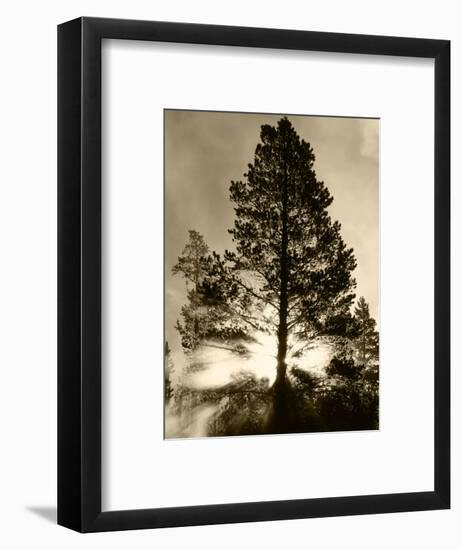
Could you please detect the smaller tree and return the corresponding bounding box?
[174,232,261,350]
[353,297,379,368]
[172,230,210,350]
[164,341,175,402]
[172,230,209,287]
[314,297,379,431]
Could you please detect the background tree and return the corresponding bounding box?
[311,296,379,430]
[173,230,258,350]
[353,296,379,368]
[172,230,209,349]
[164,341,175,402]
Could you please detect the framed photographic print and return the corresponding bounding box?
[58,17,450,532]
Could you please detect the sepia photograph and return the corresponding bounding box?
[164,109,379,439]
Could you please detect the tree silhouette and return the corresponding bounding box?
[164,341,175,402]
[200,119,357,399]
[313,297,379,430]
[173,230,257,351]
[172,230,209,350]
[353,296,379,368]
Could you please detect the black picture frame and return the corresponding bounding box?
[58,17,450,532]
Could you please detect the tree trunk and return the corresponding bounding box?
[264,133,314,434]
[275,306,288,387]
[264,130,307,435]
[275,140,289,389]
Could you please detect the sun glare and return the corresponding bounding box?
[181,331,331,390]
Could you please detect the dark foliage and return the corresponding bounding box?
[326,355,362,381]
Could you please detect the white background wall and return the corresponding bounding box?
[0,1,457,548]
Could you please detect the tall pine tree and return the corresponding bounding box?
[201,118,357,393]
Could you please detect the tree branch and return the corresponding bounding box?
[232,276,279,312]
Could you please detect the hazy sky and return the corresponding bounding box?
[165,110,379,351]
